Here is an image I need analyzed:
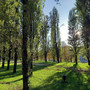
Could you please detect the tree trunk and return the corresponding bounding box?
[0,56,1,65]
[88,59,90,65]
[0,50,1,64]
[29,21,34,76]
[2,46,5,68]
[13,0,18,73]
[35,49,38,61]
[56,43,59,63]
[30,61,33,76]
[7,45,12,70]
[75,53,77,64]
[45,51,47,63]
[30,53,33,76]
[86,44,90,65]
[13,47,18,73]
[74,46,78,64]
[87,51,90,65]
[87,52,90,65]
[36,55,38,61]
[53,56,55,62]
[60,57,62,62]
[22,0,29,90]
[71,57,72,62]
[56,49,59,63]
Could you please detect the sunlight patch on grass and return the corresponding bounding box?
[0,62,90,90]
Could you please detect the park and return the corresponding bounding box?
[0,0,90,90]
[0,61,90,90]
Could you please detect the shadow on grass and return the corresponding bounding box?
[33,61,57,72]
[7,78,23,84]
[0,64,22,80]
[0,61,56,83]
[0,64,22,72]
[31,64,90,90]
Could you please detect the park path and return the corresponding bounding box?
[10,60,46,66]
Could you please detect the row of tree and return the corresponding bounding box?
[40,7,61,63]
[68,0,90,65]
[0,0,89,89]
[0,0,61,89]
[21,0,61,89]
[0,0,21,73]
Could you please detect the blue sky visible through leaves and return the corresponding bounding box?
[43,0,76,44]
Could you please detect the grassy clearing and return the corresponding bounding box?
[0,61,90,90]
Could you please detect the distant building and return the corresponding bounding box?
[80,56,88,63]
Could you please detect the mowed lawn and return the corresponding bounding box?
[0,61,90,90]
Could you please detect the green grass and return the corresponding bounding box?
[0,61,90,90]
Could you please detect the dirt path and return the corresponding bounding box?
[33,63,46,65]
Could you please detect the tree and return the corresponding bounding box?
[62,45,70,62]
[27,0,45,76]
[2,0,20,70]
[0,0,8,68]
[13,0,20,73]
[21,0,29,89]
[76,0,90,65]
[21,0,45,89]
[50,7,61,63]
[68,8,81,64]
[40,15,49,62]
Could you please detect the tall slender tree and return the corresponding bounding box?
[5,0,19,70]
[50,7,60,63]
[13,0,20,73]
[27,0,45,76]
[41,15,49,62]
[21,0,29,89]
[68,8,81,64]
[0,0,8,68]
[76,0,90,65]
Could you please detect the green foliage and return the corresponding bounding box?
[68,8,81,64]
[50,7,61,61]
[0,0,21,46]
[76,0,90,63]
[40,15,49,61]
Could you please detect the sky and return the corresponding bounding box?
[43,0,76,44]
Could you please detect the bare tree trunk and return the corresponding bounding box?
[88,59,90,65]
[53,56,55,62]
[29,53,33,76]
[56,43,59,63]
[13,47,18,73]
[44,51,47,63]
[13,0,18,73]
[36,55,38,61]
[86,44,90,65]
[87,52,90,65]
[0,50,1,65]
[0,56,1,64]
[60,57,62,62]
[74,47,78,64]
[7,44,12,70]
[36,49,38,61]
[2,46,5,68]
[2,0,6,69]
[87,50,90,65]
[75,53,77,64]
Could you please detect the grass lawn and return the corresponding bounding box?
[0,61,90,90]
